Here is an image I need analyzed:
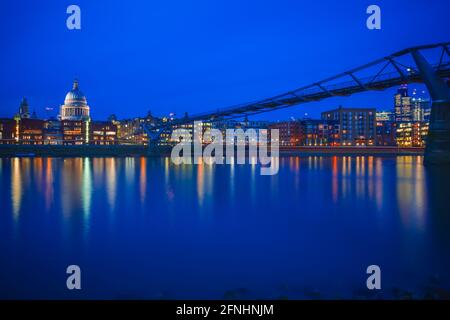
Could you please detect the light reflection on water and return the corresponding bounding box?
[45,158,54,211]
[106,158,117,211]
[11,158,22,219]
[139,157,146,204]
[82,158,92,225]
[1,155,450,299]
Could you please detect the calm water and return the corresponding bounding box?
[1,156,450,299]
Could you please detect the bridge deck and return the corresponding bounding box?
[146,42,449,130]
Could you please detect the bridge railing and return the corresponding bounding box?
[147,42,449,129]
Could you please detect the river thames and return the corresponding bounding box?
[1,156,449,299]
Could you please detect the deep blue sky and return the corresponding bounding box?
[0,0,449,120]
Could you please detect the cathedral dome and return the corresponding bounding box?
[60,79,90,121]
[64,79,87,106]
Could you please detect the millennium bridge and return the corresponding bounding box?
[144,42,450,164]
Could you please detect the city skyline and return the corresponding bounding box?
[2,0,450,304]
[0,78,432,148]
[0,0,448,120]
[0,78,432,122]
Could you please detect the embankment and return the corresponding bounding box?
[0,145,424,157]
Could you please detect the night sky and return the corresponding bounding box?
[0,0,449,121]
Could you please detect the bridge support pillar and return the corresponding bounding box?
[412,50,450,165]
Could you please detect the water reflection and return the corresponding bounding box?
[250,157,256,204]
[93,158,105,188]
[106,158,117,211]
[164,157,170,183]
[45,158,54,211]
[367,157,374,200]
[197,161,204,206]
[1,155,449,299]
[11,158,22,219]
[82,158,92,224]
[33,158,43,190]
[140,157,147,204]
[164,157,175,202]
[61,159,81,218]
[125,157,135,185]
[341,156,350,198]
[356,157,365,199]
[7,156,428,223]
[228,157,235,204]
[375,157,383,211]
[396,156,426,230]
[332,156,338,203]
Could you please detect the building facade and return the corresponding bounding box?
[396,122,429,147]
[91,121,118,145]
[43,119,63,145]
[321,106,376,146]
[376,121,397,146]
[268,121,302,146]
[300,119,339,146]
[0,119,16,144]
[61,120,88,145]
[394,84,412,122]
[18,118,44,145]
[376,110,394,122]
[411,89,431,122]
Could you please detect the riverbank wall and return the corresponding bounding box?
[0,145,424,157]
[277,146,424,156]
